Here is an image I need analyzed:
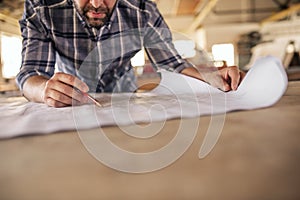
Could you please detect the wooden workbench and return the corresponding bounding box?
[0,81,299,200]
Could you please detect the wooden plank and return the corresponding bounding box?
[261,3,300,25]
[187,0,219,33]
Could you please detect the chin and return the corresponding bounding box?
[88,19,105,28]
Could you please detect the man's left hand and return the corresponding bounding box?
[181,66,246,92]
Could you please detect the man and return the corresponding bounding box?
[17,0,244,108]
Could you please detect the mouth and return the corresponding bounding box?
[86,11,107,19]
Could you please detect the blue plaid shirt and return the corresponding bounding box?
[17,0,191,92]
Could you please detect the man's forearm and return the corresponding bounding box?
[180,67,203,81]
[22,76,48,103]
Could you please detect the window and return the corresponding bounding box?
[131,49,146,76]
[212,43,235,66]
[0,33,22,79]
[173,40,196,59]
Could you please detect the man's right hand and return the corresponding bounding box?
[23,73,90,107]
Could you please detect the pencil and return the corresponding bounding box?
[74,87,102,107]
[84,93,103,107]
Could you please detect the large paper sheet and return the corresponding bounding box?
[0,56,288,139]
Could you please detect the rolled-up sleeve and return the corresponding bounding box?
[16,0,56,90]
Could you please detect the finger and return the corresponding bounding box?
[239,71,246,82]
[44,80,84,106]
[227,67,240,91]
[44,97,69,108]
[53,72,89,93]
[220,79,231,92]
[46,78,88,103]
[45,97,83,108]
[44,86,81,106]
[207,72,231,92]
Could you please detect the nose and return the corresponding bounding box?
[90,0,104,8]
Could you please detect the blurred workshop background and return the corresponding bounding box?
[1,0,300,93]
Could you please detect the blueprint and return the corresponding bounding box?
[0,56,288,138]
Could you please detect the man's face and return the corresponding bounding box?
[74,0,117,28]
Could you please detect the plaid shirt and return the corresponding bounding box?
[17,0,191,92]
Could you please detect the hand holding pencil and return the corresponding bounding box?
[40,72,101,108]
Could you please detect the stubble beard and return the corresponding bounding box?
[82,4,111,29]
